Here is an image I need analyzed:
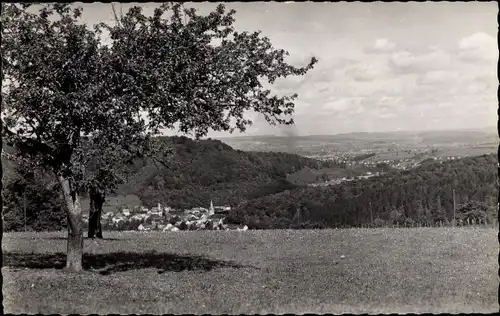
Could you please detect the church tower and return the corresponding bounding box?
[209,200,215,216]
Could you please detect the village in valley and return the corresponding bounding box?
[82,201,248,232]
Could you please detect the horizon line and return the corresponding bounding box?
[209,126,497,139]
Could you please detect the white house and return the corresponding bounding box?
[214,205,231,214]
[102,212,114,220]
[112,217,125,224]
[148,207,163,216]
[131,214,146,221]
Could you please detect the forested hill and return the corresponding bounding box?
[2,136,334,230]
[227,154,498,229]
[3,136,497,231]
[119,136,330,209]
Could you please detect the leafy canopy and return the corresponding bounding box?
[1,2,317,194]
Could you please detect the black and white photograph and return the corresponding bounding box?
[1,1,498,314]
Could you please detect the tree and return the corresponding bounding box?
[2,156,67,232]
[2,3,150,271]
[83,4,174,240]
[389,205,403,227]
[1,3,317,271]
[84,136,172,239]
[432,195,447,225]
[414,199,426,227]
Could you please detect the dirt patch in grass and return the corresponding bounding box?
[3,228,498,314]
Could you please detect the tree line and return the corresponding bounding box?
[134,136,330,209]
[2,135,332,230]
[226,154,498,229]
[4,142,497,231]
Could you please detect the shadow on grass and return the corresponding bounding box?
[3,251,257,275]
[12,236,123,241]
[44,237,123,241]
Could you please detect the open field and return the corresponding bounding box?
[3,228,498,314]
[370,151,417,161]
[433,146,497,158]
[286,165,378,184]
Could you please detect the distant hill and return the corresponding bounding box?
[228,153,498,229]
[219,127,497,141]
[119,136,334,209]
[2,136,337,230]
[3,135,496,231]
[218,128,498,151]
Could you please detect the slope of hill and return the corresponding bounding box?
[227,154,498,229]
[119,136,333,209]
[2,136,336,230]
[3,136,496,231]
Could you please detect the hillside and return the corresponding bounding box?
[227,154,498,229]
[2,136,335,231]
[3,136,496,232]
[118,136,332,209]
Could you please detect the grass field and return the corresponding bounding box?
[287,165,376,184]
[2,228,498,314]
[434,146,497,158]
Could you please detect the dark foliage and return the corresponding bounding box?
[3,137,496,231]
[127,136,329,208]
[2,163,67,231]
[227,154,498,229]
[2,136,327,230]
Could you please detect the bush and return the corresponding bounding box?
[373,218,387,228]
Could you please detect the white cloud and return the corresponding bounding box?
[458,32,498,63]
[378,112,397,119]
[345,65,378,82]
[322,97,364,114]
[365,38,396,53]
[416,70,459,86]
[389,48,452,74]
[322,98,352,112]
[343,59,394,82]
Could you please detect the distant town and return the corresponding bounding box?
[222,132,497,170]
[83,201,248,232]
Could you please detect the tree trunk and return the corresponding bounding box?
[59,176,83,272]
[88,190,105,239]
[96,207,103,238]
[88,195,96,238]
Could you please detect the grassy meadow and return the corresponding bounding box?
[2,228,498,314]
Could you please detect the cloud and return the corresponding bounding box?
[322,97,364,114]
[388,48,452,74]
[457,32,498,63]
[269,56,357,97]
[378,112,397,119]
[270,75,307,94]
[344,60,393,82]
[365,38,396,53]
[322,98,352,112]
[344,65,378,82]
[416,70,459,86]
[359,95,405,117]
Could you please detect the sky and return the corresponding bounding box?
[76,1,498,137]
